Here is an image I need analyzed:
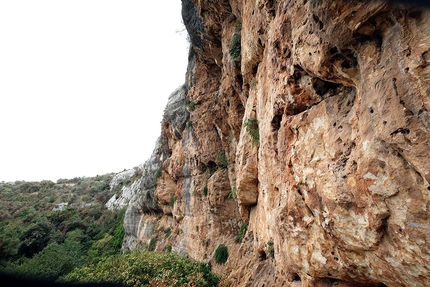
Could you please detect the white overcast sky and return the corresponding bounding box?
[0,1,189,182]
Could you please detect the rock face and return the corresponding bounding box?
[123,1,430,286]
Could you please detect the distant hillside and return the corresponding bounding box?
[0,170,139,281]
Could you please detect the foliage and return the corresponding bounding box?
[169,195,177,207]
[0,174,124,282]
[148,238,157,252]
[215,244,229,264]
[60,250,220,287]
[164,229,171,239]
[244,117,260,147]
[267,240,275,258]
[234,19,242,30]
[154,166,163,181]
[203,186,208,197]
[18,218,53,257]
[228,187,237,201]
[3,241,87,282]
[107,208,126,253]
[165,245,172,253]
[237,223,248,243]
[229,33,241,61]
[186,100,196,112]
[216,150,228,169]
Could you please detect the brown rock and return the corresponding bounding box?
[125,1,430,286]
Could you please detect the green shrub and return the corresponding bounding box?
[203,186,208,197]
[237,223,248,243]
[154,166,162,181]
[165,245,172,253]
[60,250,220,287]
[267,240,274,258]
[186,100,195,112]
[244,117,260,147]
[164,229,171,239]
[215,244,228,264]
[229,33,241,61]
[216,150,228,168]
[148,238,157,252]
[228,188,237,200]
[4,241,87,282]
[169,195,176,207]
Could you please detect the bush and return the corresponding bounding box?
[216,150,228,169]
[169,195,176,207]
[215,244,228,264]
[60,250,220,287]
[244,117,260,147]
[237,223,248,243]
[203,186,208,197]
[154,166,162,181]
[148,238,157,252]
[267,240,274,258]
[229,33,241,61]
[4,241,87,282]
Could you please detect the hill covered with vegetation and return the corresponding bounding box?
[0,172,220,286]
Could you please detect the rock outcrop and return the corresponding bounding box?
[123,1,430,286]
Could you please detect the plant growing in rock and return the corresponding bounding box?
[228,187,237,200]
[203,186,208,197]
[237,223,248,243]
[216,150,228,168]
[148,237,157,252]
[169,194,176,207]
[154,166,162,181]
[185,100,195,112]
[267,240,274,258]
[244,117,260,147]
[215,244,228,264]
[229,33,241,61]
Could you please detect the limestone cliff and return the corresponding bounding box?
[123,1,430,286]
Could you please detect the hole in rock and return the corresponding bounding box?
[293,273,301,281]
[271,114,283,131]
[259,250,267,261]
[329,47,338,54]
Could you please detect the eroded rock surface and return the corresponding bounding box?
[123,1,430,286]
